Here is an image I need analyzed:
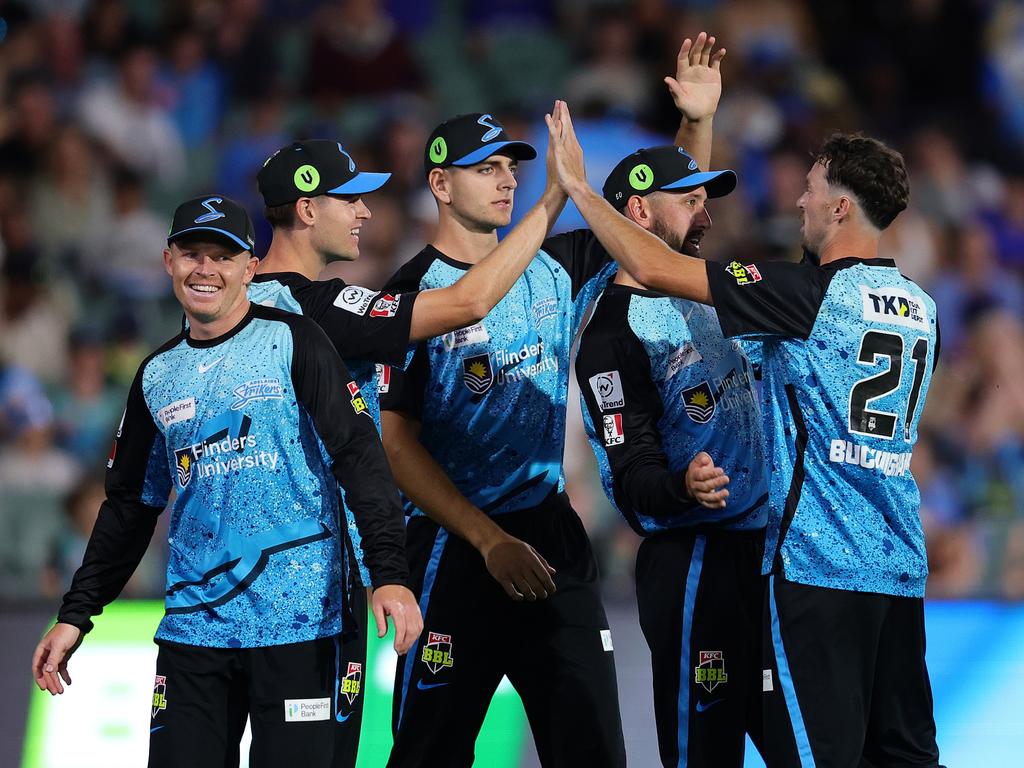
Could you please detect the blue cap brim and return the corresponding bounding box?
[451,141,538,167]
[661,169,737,198]
[327,172,392,195]
[168,226,253,252]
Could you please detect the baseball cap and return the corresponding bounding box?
[168,195,256,253]
[424,113,537,176]
[257,140,391,207]
[602,146,737,209]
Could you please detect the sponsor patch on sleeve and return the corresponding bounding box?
[603,413,625,446]
[348,381,369,416]
[589,370,625,411]
[333,285,377,315]
[725,261,762,286]
[370,293,401,318]
[375,363,391,394]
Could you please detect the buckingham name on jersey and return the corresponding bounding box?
[706,256,940,597]
[381,231,615,516]
[577,284,768,535]
[57,305,407,648]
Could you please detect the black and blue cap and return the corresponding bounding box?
[602,146,737,209]
[424,113,537,176]
[168,195,256,253]
[257,140,391,207]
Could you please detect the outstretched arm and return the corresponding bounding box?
[546,100,711,302]
[667,31,726,170]
[408,129,567,341]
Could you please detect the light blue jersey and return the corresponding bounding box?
[708,257,940,596]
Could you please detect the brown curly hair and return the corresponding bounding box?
[814,133,909,231]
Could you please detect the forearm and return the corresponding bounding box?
[58,500,162,633]
[674,115,713,171]
[616,463,693,519]
[381,411,505,553]
[568,184,712,302]
[409,187,567,341]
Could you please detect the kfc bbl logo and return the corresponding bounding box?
[694,651,728,692]
[421,632,455,673]
[152,675,167,718]
[340,662,362,704]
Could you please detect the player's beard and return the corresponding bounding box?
[651,218,694,258]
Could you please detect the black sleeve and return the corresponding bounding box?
[295,278,418,367]
[706,259,830,339]
[541,228,612,299]
[378,341,428,419]
[575,297,695,527]
[57,363,168,634]
[288,317,409,588]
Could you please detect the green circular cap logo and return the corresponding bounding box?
[429,137,448,164]
[628,163,654,191]
[294,164,321,192]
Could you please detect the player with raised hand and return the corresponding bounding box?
[248,138,568,762]
[547,95,944,767]
[575,33,768,768]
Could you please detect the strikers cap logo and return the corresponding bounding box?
[462,353,494,395]
[421,631,455,674]
[294,164,321,192]
[429,137,448,164]
[681,381,717,423]
[629,163,654,191]
[152,675,168,718]
[694,650,728,692]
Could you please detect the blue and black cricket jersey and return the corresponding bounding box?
[576,284,768,536]
[706,257,940,597]
[380,232,616,516]
[58,304,408,648]
[249,273,416,584]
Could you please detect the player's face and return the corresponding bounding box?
[311,194,372,263]
[647,188,712,257]
[164,241,258,328]
[797,161,832,254]
[447,155,518,232]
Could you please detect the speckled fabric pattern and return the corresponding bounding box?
[578,286,768,533]
[757,263,938,597]
[142,315,343,648]
[399,247,615,516]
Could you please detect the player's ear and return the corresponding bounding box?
[834,194,852,223]
[428,168,452,205]
[295,196,316,226]
[624,194,654,231]
[163,248,173,276]
[243,253,259,285]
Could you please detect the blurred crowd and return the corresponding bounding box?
[2,0,1024,606]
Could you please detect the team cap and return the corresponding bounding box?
[258,140,391,207]
[602,146,737,209]
[424,113,537,176]
[168,195,255,253]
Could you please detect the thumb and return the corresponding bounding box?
[695,451,712,467]
[664,76,683,96]
[372,600,388,639]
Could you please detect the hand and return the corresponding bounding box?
[685,451,730,509]
[544,100,589,198]
[32,622,83,695]
[542,116,568,206]
[480,530,557,602]
[665,32,726,122]
[371,584,423,655]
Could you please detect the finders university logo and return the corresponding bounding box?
[462,354,494,395]
[681,381,717,423]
